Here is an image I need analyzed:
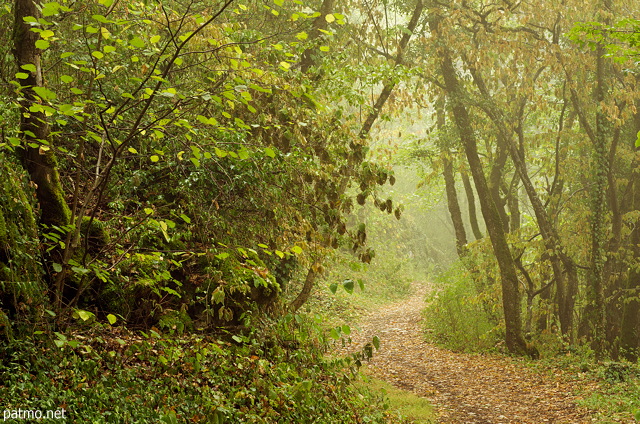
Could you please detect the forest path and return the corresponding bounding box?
[334,282,595,423]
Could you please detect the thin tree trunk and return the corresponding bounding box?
[438,97,467,256]
[443,155,468,257]
[289,1,423,312]
[290,261,322,312]
[462,172,483,240]
[359,0,423,139]
[619,109,640,361]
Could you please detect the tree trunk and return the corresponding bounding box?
[430,15,528,355]
[289,261,321,312]
[289,1,424,313]
[437,97,467,257]
[443,156,467,257]
[619,111,640,361]
[299,0,335,74]
[13,0,71,229]
[462,172,483,240]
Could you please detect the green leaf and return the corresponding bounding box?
[179,214,191,224]
[15,72,29,79]
[144,208,154,215]
[237,147,250,159]
[329,283,338,294]
[35,39,50,50]
[291,245,302,254]
[150,35,161,44]
[150,155,160,162]
[265,147,276,158]
[160,411,178,424]
[372,335,380,350]
[21,64,37,72]
[635,130,640,148]
[60,75,74,83]
[341,325,351,335]
[106,314,117,325]
[129,37,145,48]
[52,262,63,272]
[76,309,94,321]
[343,279,354,294]
[40,29,55,39]
[329,328,340,340]
[33,86,56,101]
[92,51,104,59]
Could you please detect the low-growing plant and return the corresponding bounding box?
[0,309,404,423]
[422,260,503,352]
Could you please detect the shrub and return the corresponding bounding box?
[422,260,503,352]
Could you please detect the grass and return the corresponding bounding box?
[357,373,437,424]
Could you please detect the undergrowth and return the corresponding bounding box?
[421,261,503,352]
[0,313,404,423]
[524,344,640,423]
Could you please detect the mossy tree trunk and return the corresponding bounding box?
[13,0,71,311]
[12,0,71,229]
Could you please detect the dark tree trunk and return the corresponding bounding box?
[299,0,335,74]
[289,262,321,312]
[619,112,640,361]
[430,15,528,355]
[443,155,468,257]
[462,172,483,240]
[13,0,71,228]
[437,98,467,257]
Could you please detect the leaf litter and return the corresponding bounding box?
[332,283,598,423]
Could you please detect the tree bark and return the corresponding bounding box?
[289,1,423,312]
[619,109,640,361]
[299,0,335,74]
[462,172,483,240]
[289,261,321,312]
[443,155,468,257]
[13,0,71,228]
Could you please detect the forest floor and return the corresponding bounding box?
[333,282,600,424]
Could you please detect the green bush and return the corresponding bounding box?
[422,261,502,352]
[0,313,401,423]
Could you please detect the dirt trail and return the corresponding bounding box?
[334,283,595,423]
